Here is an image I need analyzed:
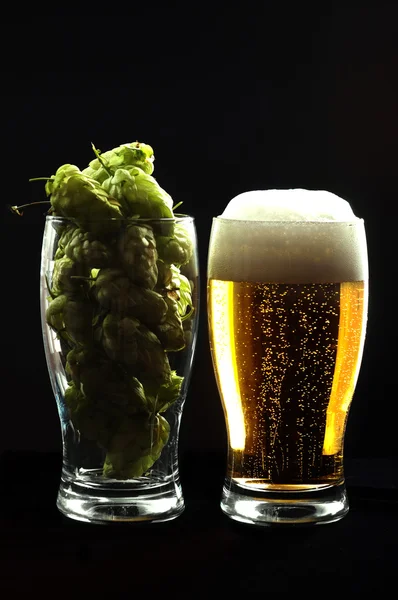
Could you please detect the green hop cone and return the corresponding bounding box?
[107,166,174,220]
[175,270,194,318]
[54,223,78,259]
[154,296,185,352]
[65,345,92,387]
[54,246,65,260]
[80,165,109,185]
[101,313,172,385]
[155,260,174,290]
[45,164,81,196]
[46,294,68,334]
[84,141,155,179]
[63,227,113,268]
[155,222,194,267]
[94,374,150,419]
[50,255,90,297]
[100,169,136,217]
[76,361,151,418]
[29,140,194,482]
[45,164,123,237]
[94,268,168,326]
[46,294,94,345]
[65,383,110,446]
[144,371,184,414]
[65,356,153,449]
[156,264,194,319]
[103,414,170,479]
[117,223,158,289]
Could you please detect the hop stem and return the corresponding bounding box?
[28,177,53,182]
[91,142,113,177]
[9,201,51,216]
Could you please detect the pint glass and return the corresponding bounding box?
[207,191,368,525]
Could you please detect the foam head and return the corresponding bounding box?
[220,189,357,222]
[208,189,367,284]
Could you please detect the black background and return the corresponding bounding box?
[1,4,396,464]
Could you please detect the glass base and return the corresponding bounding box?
[57,474,184,524]
[221,478,349,526]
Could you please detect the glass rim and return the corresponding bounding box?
[45,212,195,223]
[212,216,365,225]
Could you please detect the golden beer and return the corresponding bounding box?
[208,279,367,490]
[207,190,368,524]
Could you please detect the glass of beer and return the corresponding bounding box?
[207,189,368,526]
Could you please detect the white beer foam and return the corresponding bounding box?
[221,189,356,221]
[208,189,368,283]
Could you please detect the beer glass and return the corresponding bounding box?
[207,190,368,525]
[41,215,199,523]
